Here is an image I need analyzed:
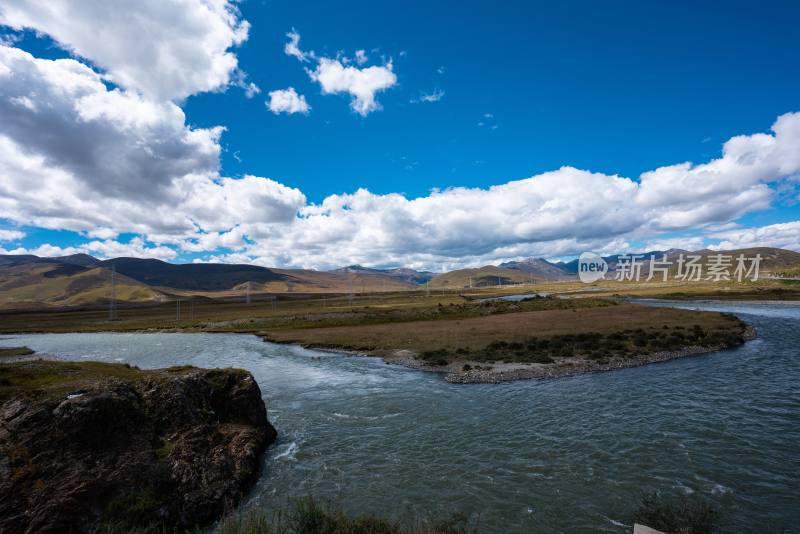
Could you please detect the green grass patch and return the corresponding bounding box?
[0,347,34,358]
[415,319,746,366]
[0,360,204,402]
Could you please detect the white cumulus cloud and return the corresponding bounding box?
[0,0,250,101]
[284,30,397,116]
[0,45,305,246]
[284,28,311,63]
[709,220,800,251]
[308,58,397,116]
[267,87,310,115]
[0,229,24,242]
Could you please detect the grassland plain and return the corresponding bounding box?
[260,298,752,383]
[0,285,755,384]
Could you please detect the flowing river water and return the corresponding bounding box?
[1,300,798,533]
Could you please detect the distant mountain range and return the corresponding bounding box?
[1,247,799,309]
[330,265,437,284]
[0,254,425,309]
[499,258,574,279]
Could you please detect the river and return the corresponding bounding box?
[1,300,798,533]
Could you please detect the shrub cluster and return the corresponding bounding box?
[217,496,479,534]
[417,323,743,366]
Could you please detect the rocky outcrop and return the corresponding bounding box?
[0,361,276,533]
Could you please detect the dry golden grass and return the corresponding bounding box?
[0,263,161,309]
[262,302,739,353]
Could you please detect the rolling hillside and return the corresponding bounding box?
[0,254,419,308]
[0,261,161,309]
[331,265,436,284]
[101,258,289,291]
[428,265,543,289]
[268,269,418,293]
[499,258,573,280]
[2,246,798,309]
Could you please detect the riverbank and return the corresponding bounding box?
[0,294,760,386]
[261,300,753,384]
[282,324,755,384]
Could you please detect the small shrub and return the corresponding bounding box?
[420,349,449,362]
[632,492,720,534]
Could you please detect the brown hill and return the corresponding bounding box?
[0,261,161,309]
[428,265,542,289]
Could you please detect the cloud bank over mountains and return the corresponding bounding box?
[0,0,799,269]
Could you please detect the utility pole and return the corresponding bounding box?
[176,299,181,321]
[469,276,473,289]
[426,281,430,297]
[348,275,354,307]
[108,264,116,321]
[246,281,251,305]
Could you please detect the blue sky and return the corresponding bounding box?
[202,0,800,200]
[1,1,799,269]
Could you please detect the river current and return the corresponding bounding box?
[1,300,798,532]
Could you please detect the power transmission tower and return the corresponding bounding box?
[348,275,354,307]
[108,264,116,321]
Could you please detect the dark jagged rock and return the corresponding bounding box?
[0,360,276,533]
